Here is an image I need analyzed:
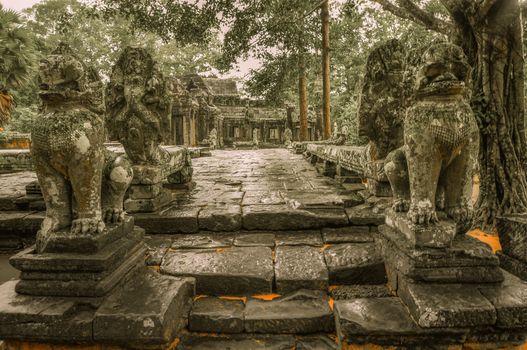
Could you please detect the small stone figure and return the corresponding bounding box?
[31,43,133,242]
[209,128,218,149]
[253,128,259,147]
[385,42,478,228]
[283,128,293,147]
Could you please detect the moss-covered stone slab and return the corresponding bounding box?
[274,246,328,293]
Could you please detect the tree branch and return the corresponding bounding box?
[478,0,498,18]
[370,0,454,36]
[396,0,454,35]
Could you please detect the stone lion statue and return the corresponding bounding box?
[31,43,133,239]
[384,42,478,227]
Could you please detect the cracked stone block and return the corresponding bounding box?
[234,232,275,247]
[330,285,391,300]
[242,205,348,230]
[398,279,496,328]
[324,243,386,285]
[144,234,173,266]
[346,205,385,225]
[334,297,466,346]
[274,231,323,246]
[161,247,273,295]
[93,269,195,346]
[171,232,234,249]
[0,280,94,342]
[274,246,328,293]
[199,205,242,231]
[177,335,295,350]
[479,270,527,328]
[296,335,338,350]
[322,226,373,243]
[189,297,244,333]
[134,206,200,234]
[244,290,334,334]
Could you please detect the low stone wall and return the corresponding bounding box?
[0,150,34,174]
[0,144,205,174]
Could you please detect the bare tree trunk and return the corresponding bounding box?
[445,0,527,231]
[321,0,332,139]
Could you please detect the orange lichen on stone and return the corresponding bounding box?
[320,244,332,252]
[146,265,160,271]
[467,229,502,253]
[463,343,527,349]
[328,297,335,310]
[166,338,180,350]
[252,293,281,301]
[328,285,338,292]
[215,248,225,253]
[193,294,208,301]
[219,295,247,304]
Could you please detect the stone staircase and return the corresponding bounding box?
[141,225,388,349]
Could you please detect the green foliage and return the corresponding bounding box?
[0,4,37,90]
[6,105,38,133]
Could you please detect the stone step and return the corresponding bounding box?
[188,290,335,335]
[157,231,386,295]
[176,333,338,350]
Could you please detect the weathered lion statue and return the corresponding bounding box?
[384,42,479,227]
[31,43,133,240]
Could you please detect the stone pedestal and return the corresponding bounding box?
[0,217,196,348]
[385,209,456,249]
[125,148,193,213]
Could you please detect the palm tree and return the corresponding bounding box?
[0,4,36,127]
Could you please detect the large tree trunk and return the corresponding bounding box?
[321,0,332,139]
[444,0,527,231]
[298,53,309,141]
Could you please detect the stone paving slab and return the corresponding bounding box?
[274,246,328,293]
[274,230,324,246]
[161,247,273,295]
[244,290,334,334]
[233,232,276,247]
[0,280,94,342]
[322,226,373,243]
[478,271,527,328]
[334,297,467,346]
[198,204,242,231]
[189,297,245,333]
[93,269,195,346]
[242,205,349,230]
[323,243,387,285]
[176,334,296,350]
[171,232,235,249]
[398,278,497,328]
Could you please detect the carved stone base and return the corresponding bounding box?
[125,188,172,213]
[0,269,195,348]
[496,214,527,264]
[385,209,456,248]
[35,216,135,254]
[11,221,146,297]
[377,223,503,285]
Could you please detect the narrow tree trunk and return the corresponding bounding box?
[299,53,309,141]
[321,0,331,139]
[446,0,527,231]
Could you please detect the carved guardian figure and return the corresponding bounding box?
[385,42,479,227]
[31,44,133,240]
[106,47,172,165]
